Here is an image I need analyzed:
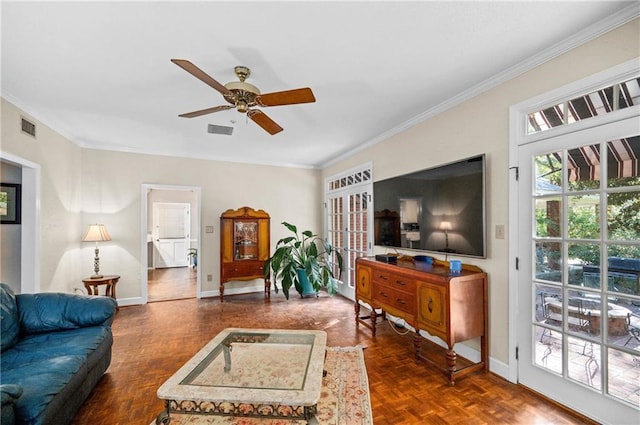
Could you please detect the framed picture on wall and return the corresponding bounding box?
[0,183,21,224]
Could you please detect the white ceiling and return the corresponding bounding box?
[2,1,637,168]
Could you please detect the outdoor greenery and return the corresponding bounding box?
[534,149,640,269]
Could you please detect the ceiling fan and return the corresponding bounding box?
[172,59,316,135]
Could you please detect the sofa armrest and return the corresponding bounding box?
[16,293,117,335]
[1,384,23,425]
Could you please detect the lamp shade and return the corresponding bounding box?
[82,224,112,242]
[440,221,452,231]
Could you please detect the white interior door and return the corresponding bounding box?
[515,117,639,424]
[153,202,190,268]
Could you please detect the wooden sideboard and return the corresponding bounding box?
[355,256,488,384]
[220,207,270,302]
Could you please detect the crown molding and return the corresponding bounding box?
[320,3,640,169]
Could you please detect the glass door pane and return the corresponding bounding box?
[528,134,640,412]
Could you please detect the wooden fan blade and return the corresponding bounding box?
[257,88,316,107]
[247,110,283,135]
[171,59,232,96]
[179,105,233,118]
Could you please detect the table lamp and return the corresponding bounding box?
[440,221,452,250]
[82,224,112,279]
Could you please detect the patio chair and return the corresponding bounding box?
[539,292,561,342]
[568,297,593,356]
[624,312,640,347]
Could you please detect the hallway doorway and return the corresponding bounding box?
[141,184,201,304]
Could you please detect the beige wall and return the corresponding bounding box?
[322,19,640,365]
[1,98,84,292]
[79,149,321,299]
[1,98,321,299]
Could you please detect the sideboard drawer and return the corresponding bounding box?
[374,285,415,315]
[373,271,414,293]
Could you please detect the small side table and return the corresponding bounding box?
[82,275,120,308]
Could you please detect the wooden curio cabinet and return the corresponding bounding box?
[220,207,270,302]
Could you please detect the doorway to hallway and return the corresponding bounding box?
[147,266,196,302]
[141,184,201,304]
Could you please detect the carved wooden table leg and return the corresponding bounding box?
[413,331,422,360]
[446,348,457,385]
[354,301,361,326]
[219,283,224,302]
[370,309,377,336]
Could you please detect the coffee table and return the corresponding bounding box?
[156,328,327,424]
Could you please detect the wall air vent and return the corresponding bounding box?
[21,117,36,138]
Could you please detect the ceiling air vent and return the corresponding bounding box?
[208,124,234,136]
[21,117,36,138]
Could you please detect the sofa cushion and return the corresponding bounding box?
[1,326,111,371]
[1,354,87,425]
[16,292,117,335]
[0,283,20,352]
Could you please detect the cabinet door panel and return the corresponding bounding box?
[417,281,447,334]
[356,265,372,301]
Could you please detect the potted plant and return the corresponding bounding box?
[187,248,197,269]
[265,222,343,299]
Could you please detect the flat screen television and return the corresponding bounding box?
[373,154,486,258]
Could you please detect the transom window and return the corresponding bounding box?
[527,77,640,135]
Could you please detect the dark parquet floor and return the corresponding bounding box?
[71,289,595,425]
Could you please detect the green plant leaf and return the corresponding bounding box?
[282,222,297,234]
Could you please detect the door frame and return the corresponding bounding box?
[324,162,373,300]
[508,59,640,420]
[140,184,201,303]
[509,58,640,383]
[0,151,40,293]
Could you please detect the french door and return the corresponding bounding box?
[325,166,372,300]
[516,117,639,423]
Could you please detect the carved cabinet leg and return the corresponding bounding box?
[370,309,377,336]
[446,348,457,385]
[413,331,422,360]
[354,301,360,326]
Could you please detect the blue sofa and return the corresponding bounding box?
[0,283,117,425]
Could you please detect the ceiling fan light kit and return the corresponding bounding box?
[172,59,315,135]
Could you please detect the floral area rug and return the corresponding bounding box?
[153,346,373,425]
